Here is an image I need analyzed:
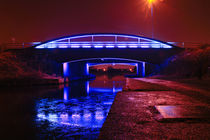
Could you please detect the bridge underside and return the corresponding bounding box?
[29,48,182,64]
[63,58,146,81]
[12,47,182,81]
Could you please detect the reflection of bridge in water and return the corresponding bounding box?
[25,33,182,80]
[37,75,126,130]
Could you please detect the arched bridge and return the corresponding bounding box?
[35,33,174,49]
[33,33,182,64]
[23,33,183,80]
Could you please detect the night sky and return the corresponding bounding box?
[1,0,210,44]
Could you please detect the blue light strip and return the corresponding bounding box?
[37,42,172,49]
[162,44,172,48]
[142,62,145,77]
[106,45,115,48]
[128,44,138,48]
[94,45,103,48]
[90,87,122,93]
[35,34,174,49]
[71,45,80,48]
[59,44,68,48]
[87,62,138,67]
[63,62,69,77]
[82,44,91,48]
[48,44,57,48]
[118,44,127,48]
[36,44,45,49]
[141,44,150,48]
[136,63,139,75]
[86,63,89,75]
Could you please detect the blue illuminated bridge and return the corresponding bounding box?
[24,33,182,80]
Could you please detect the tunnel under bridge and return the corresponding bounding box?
[63,58,147,81]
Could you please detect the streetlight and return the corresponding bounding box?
[147,0,156,38]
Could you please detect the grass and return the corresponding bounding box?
[0,51,63,86]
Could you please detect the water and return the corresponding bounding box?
[36,74,126,139]
[0,74,126,139]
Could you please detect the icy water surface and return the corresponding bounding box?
[35,74,126,139]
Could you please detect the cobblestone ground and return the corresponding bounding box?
[98,78,210,140]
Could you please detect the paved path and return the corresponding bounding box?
[134,78,209,96]
[98,78,210,140]
[126,78,210,104]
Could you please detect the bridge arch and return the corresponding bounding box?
[34,33,174,49]
[29,33,182,80]
[63,57,148,81]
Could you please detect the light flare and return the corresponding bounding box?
[148,0,156,5]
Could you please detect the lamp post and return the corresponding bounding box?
[151,3,154,38]
[147,0,156,38]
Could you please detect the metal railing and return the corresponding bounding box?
[1,42,205,50]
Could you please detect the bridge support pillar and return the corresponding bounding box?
[137,62,146,77]
[63,62,93,81]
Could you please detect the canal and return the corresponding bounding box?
[0,73,127,139]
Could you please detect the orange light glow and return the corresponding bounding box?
[148,0,156,4]
[147,0,157,8]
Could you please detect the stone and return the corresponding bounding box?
[155,105,210,120]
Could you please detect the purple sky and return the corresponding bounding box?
[0,0,210,44]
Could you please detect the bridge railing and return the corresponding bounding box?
[1,42,204,50]
[167,42,203,48]
[35,41,173,49]
[0,42,40,51]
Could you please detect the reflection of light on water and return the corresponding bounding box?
[86,81,90,95]
[60,122,81,127]
[103,102,113,105]
[113,87,116,93]
[70,99,79,102]
[60,113,69,121]
[48,114,58,122]
[90,88,122,93]
[64,87,68,100]
[95,107,104,121]
[36,74,126,137]
[37,113,46,119]
[88,80,124,94]
[37,111,105,128]
[72,114,81,121]
[83,110,92,121]
[95,111,104,120]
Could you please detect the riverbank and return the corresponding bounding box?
[127,77,210,104]
[98,78,210,139]
[0,51,64,86]
[0,75,64,87]
[149,75,210,91]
